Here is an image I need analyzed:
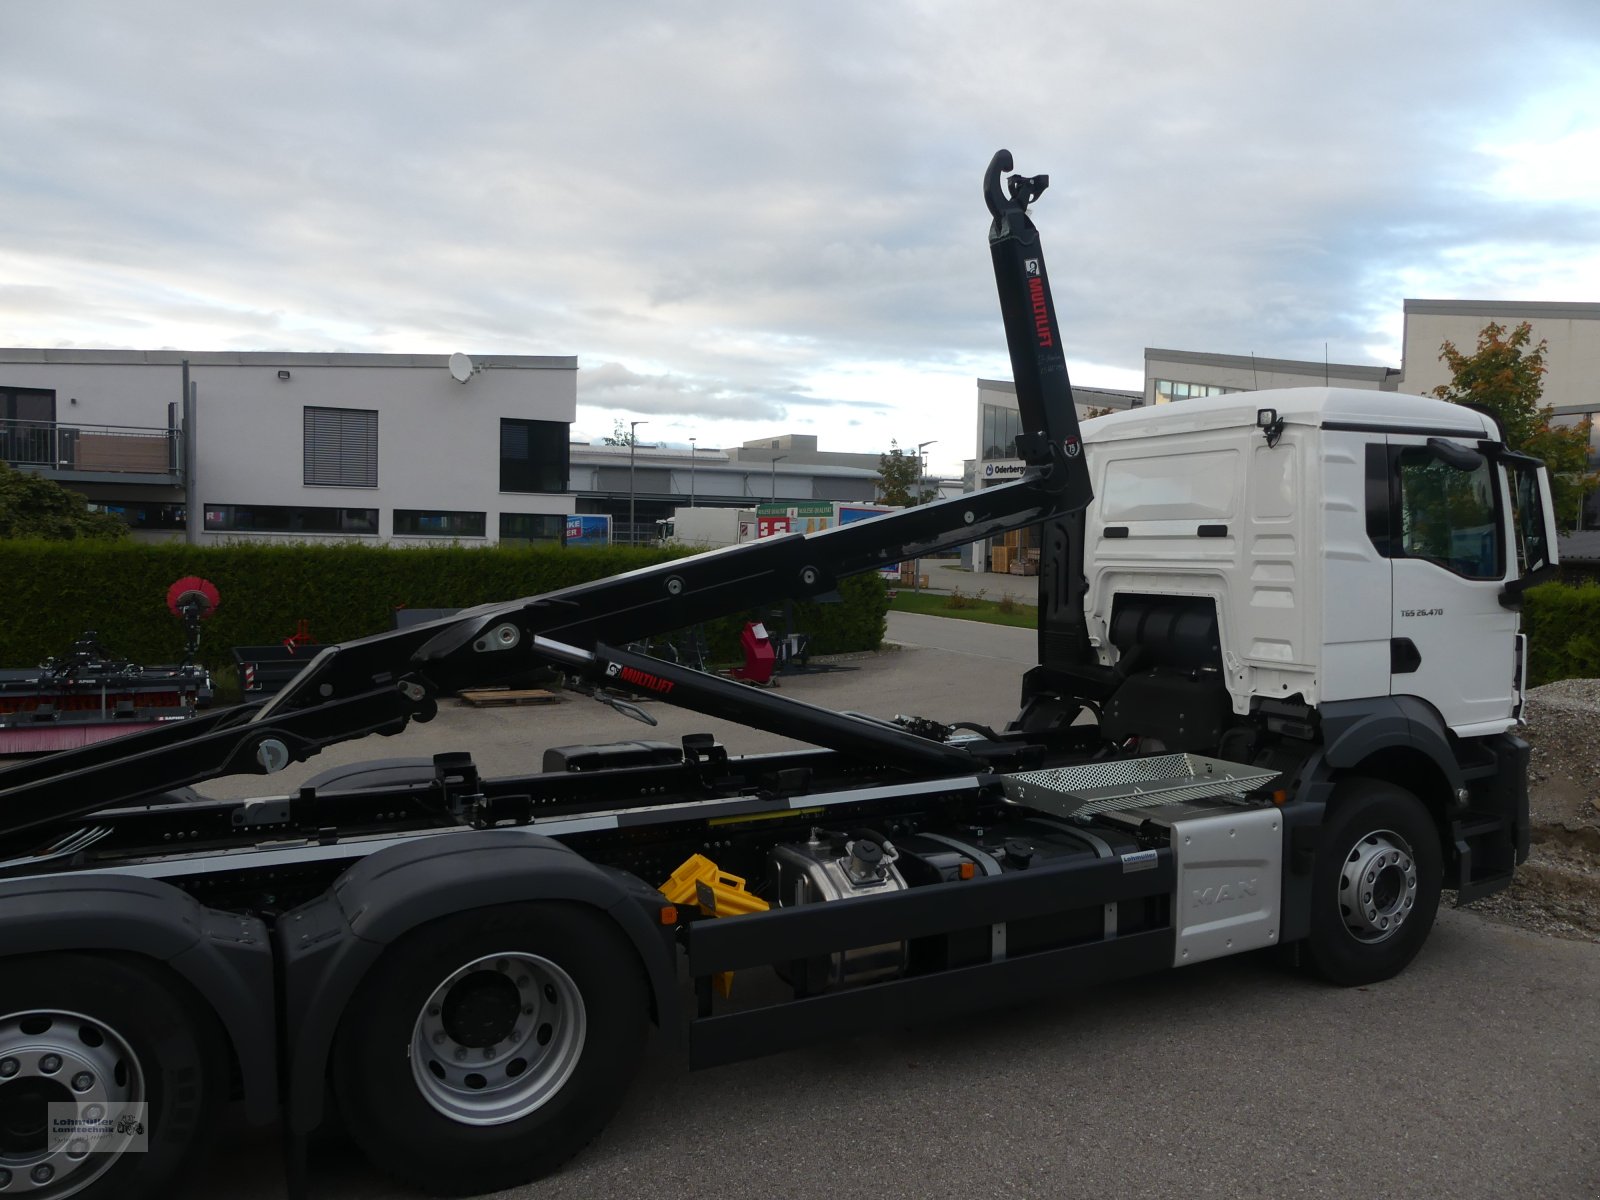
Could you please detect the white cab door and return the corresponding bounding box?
[1385,434,1517,733]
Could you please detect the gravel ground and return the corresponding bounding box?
[1471,678,1600,943]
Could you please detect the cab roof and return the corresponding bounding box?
[1080,387,1498,443]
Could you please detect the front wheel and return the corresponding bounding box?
[332,902,649,1196]
[1305,779,1443,986]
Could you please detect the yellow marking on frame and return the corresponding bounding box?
[707,806,824,827]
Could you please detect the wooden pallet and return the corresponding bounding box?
[457,688,561,708]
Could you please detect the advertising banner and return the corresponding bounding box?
[565,514,611,546]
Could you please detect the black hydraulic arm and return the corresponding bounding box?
[984,151,1096,676]
[0,150,1091,839]
[984,150,1090,513]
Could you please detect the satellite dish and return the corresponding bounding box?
[448,352,475,384]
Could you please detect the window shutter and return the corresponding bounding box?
[304,407,378,487]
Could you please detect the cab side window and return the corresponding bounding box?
[1394,447,1503,579]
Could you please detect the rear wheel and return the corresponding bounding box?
[332,903,649,1196]
[1305,779,1442,986]
[0,954,225,1200]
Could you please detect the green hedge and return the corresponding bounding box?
[1522,580,1600,686]
[0,540,888,680]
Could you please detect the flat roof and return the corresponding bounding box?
[1405,299,1600,321]
[1143,347,1397,381]
[0,348,575,370]
[976,379,1142,401]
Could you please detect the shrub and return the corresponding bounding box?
[1522,580,1600,686]
[0,540,887,678]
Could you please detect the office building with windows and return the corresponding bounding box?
[0,349,576,546]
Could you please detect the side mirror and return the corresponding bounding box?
[1499,455,1560,608]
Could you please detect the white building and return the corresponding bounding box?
[969,378,1141,571]
[567,441,882,544]
[0,349,576,545]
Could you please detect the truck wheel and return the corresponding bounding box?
[332,902,649,1196]
[1305,779,1442,986]
[0,954,225,1200]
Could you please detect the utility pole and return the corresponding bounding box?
[689,437,696,508]
[628,419,647,545]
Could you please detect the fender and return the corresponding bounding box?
[0,873,278,1124]
[1316,695,1465,797]
[276,829,679,1133]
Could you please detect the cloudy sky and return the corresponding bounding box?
[4,1,1598,474]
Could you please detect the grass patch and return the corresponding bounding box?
[888,587,1038,629]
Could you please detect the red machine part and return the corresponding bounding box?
[727,621,777,685]
[166,576,221,619]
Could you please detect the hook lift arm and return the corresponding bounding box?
[0,150,1092,840]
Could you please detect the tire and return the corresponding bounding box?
[332,902,649,1196]
[0,953,227,1200]
[1305,778,1443,986]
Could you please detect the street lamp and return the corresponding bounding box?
[628,419,647,545]
[912,441,937,593]
[689,437,697,508]
[916,440,938,500]
[770,454,788,504]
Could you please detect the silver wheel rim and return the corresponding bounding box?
[0,1009,144,1198]
[1339,829,1419,944]
[409,952,586,1126]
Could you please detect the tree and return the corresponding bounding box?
[875,440,937,506]
[1431,321,1597,529]
[0,462,129,541]
[601,419,637,446]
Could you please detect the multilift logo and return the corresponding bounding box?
[1027,276,1053,348]
[618,665,674,695]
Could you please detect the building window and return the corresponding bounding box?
[499,419,569,493]
[204,504,377,534]
[394,509,486,538]
[91,501,187,530]
[304,406,378,487]
[499,513,565,546]
[1152,379,1243,405]
[982,403,1023,460]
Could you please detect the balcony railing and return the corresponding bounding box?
[0,419,181,478]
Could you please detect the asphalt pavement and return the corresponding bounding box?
[184,613,1600,1200]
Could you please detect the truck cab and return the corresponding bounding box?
[1077,388,1557,737]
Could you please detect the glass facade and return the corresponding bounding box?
[499,419,570,493]
[204,504,378,534]
[393,509,487,538]
[498,512,565,546]
[981,403,1024,460]
[1152,379,1243,405]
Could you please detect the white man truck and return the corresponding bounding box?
[0,151,1558,1200]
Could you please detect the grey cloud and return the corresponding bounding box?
[3,0,1599,468]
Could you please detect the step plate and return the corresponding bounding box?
[1000,753,1279,819]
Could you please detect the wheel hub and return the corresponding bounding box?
[410,952,586,1127]
[1338,830,1418,944]
[0,1010,143,1197]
